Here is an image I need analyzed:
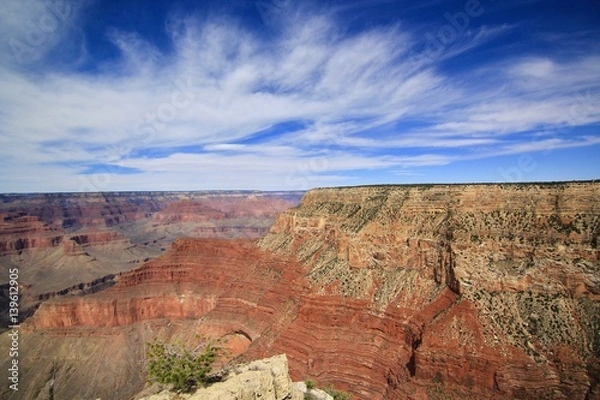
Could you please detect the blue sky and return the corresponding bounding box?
[0,0,599,192]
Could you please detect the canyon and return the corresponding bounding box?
[0,182,598,399]
[0,191,302,329]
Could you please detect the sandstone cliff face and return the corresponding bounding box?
[0,214,63,255]
[261,183,598,298]
[257,182,600,399]
[10,238,307,400]
[26,238,306,332]
[10,182,600,400]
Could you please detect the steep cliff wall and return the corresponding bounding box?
[257,181,600,399]
[260,182,598,298]
[26,238,306,331]
[11,182,600,400]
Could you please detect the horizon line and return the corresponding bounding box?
[2,178,598,196]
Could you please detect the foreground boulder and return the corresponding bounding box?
[138,354,303,400]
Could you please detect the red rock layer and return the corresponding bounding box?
[22,182,600,400]
[0,214,63,255]
[68,230,123,246]
[257,181,600,399]
[26,238,307,332]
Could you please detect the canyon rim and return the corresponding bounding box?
[0,181,598,399]
[3,1,600,398]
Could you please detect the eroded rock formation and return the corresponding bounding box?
[0,191,303,329]
[5,237,307,399]
[0,214,63,255]
[0,191,303,232]
[257,182,600,399]
[4,182,599,400]
[25,238,306,332]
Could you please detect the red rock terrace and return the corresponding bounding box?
[1,182,599,400]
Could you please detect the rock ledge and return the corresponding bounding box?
[139,354,303,400]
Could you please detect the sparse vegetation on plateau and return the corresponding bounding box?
[324,386,352,400]
[145,339,220,393]
[303,378,352,400]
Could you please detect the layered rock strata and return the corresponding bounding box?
[0,214,63,255]
[0,191,302,327]
[6,238,307,399]
[0,191,303,231]
[9,181,600,400]
[25,238,306,332]
[257,181,599,399]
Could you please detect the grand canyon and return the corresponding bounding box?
[0,181,598,400]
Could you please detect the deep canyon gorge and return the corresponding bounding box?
[0,182,598,399]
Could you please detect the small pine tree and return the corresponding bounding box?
[146,340,220,393]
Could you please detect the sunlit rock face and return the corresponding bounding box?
[137,354,303,400]
[11,182,600,400]
[257,181,600,399]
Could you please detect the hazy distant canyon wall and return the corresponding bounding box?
[0,191,302,329]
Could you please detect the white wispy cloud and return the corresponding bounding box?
[0,1,598,192]
[0,0,88,67]
[427,56,600,137]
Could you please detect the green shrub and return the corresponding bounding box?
[303,378,352,400]
[324,386,352,400]
[146,340,220,393]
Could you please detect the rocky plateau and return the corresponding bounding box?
[0,182,598,400]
